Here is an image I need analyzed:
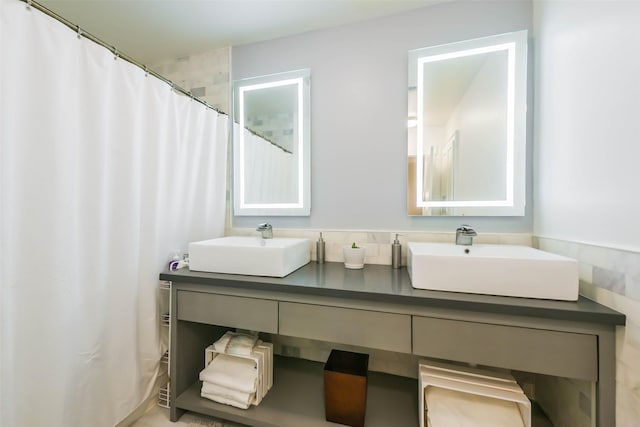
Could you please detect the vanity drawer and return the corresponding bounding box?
[413,316,597,381]
[177,290,278,333]
[279,302,411,353]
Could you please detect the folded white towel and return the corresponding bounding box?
[199,353,257,394]
[213,332,258,356]
[426,387,525,427]
[202,381,254,406]
[201,389,252,410]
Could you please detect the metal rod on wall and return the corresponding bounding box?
[18,0,226,116]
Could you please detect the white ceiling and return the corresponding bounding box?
[38,0,444,65]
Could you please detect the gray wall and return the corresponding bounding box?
[531,4,640,423]
[233,0,533,232]
[533,0,640,251]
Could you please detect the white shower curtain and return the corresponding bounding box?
[241,125,298,204]
[0,1,228,426]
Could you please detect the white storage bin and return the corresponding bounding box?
[419,360,531,427]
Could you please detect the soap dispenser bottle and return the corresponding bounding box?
[392,234,401,269]
[316,232,325,264]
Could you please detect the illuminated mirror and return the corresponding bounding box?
[408,30,527,216]
[233,69,310,216]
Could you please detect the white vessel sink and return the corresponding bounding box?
[189,236,310,278]
[407,242,578,301]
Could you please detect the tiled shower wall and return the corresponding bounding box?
[534,237,640,427]
[150,47,230,114]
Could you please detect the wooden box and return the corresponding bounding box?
[323,350,369,427]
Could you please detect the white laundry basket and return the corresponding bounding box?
[419,360,531,427]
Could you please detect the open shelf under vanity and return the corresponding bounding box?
[175,355,553,427]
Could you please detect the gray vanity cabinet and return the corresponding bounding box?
[161,263,625,427]
[279,302,411,353]
[413,316,597,381]
[177,291,278,333]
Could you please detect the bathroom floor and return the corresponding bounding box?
[132,402,553,427]
[130,406,243,427]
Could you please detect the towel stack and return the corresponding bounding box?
[199,332,273,409]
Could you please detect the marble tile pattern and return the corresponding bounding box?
[149,48,230,114]
[535,237,640,427]
[534,374,593,427]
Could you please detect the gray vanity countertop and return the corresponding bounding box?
[160,262,625,326]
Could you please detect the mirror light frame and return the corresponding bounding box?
[233,69,311,216]
[408,30,528,216]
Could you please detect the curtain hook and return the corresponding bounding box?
[144,66,149,77]
[26,0,32,10]
[113,47,119,60]
[77,26,83,39]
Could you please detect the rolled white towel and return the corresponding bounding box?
[199,353,257,394]
[213,331,258,356]
[201,381,254,406]
[201,389,252,410]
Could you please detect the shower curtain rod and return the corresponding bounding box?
[20,0,226,116]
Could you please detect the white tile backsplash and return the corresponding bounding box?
[535,375,593,427]
[228,227,532,267]
[536,237,639,427]
[616,388,640,427]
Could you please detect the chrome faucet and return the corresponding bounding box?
[455,225,477,246]
[256,223,273,239]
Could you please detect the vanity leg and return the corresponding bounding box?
[170,286,226,422]
[170,406,185,423]
[596,328,616,427]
